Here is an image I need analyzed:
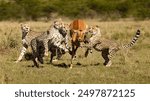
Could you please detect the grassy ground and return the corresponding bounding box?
[0,19,150,84]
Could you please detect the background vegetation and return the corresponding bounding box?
[0,0,150,20]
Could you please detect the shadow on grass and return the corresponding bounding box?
[26,61,102,69]
[76,62,101,67]
[47,61,102,68]
[49,62,69,68]
[27,65,44,68]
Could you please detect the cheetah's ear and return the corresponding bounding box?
[20,23,23,27]
[65,23,69,26]
[95,25,99,28]
[20,23,24,29]
[54,18,62,23]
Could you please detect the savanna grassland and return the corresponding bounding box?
[0,19,150,84]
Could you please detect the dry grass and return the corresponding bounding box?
[0,19,150,84]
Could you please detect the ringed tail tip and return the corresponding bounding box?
[136,29,140,35]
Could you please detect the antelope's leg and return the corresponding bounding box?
[70,44,74,68]
[70,44,78,69]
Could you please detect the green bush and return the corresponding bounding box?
[0,0,149,20]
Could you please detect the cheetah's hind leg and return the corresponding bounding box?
[101,49,112,67]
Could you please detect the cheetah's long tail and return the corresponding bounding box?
[122,29,141,49]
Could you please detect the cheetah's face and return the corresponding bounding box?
[87,25,99,35]
[20,24,30,39]
[61,24,69,33]
[21,24,30,34]
[53,18,64,29]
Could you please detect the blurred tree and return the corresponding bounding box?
[0,0,149,20]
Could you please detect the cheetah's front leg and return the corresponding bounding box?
[15,47,27,63]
